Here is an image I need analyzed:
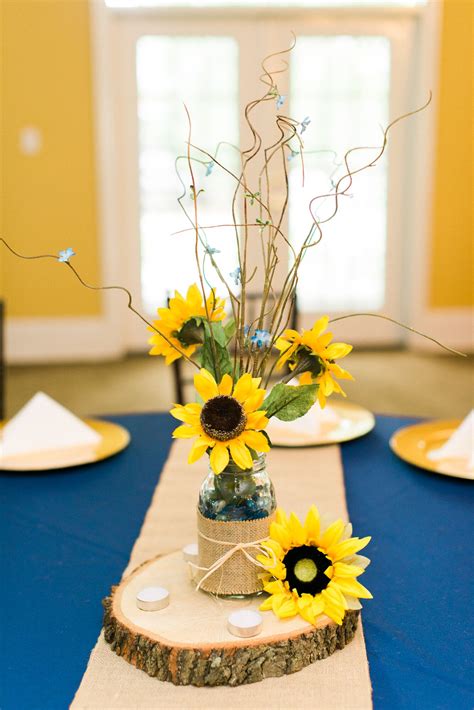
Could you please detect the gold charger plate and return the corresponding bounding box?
[0,418,130,472]
[267,401,375,447]
[390,419,473,480]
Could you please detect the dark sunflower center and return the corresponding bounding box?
[283,545,331,596]
[200,395,247,442]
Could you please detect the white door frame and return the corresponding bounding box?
[82,0,469,365]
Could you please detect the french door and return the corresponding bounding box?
[109,9,418,347]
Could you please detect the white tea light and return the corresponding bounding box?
[182,542,198,563]
[227,609,263,638]
[136,586,169,612]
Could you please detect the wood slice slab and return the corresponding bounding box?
[103,551,359,687]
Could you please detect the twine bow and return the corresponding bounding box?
[191,529,277,592]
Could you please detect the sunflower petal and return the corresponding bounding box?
[289,512,307,545]
[320,519,345,549]
[329,536,371,561]
[172,424,198,439]
[218,373,233,396]
[209,442,230,474]
[229,439,253,470]
[188,438,210,464]
[269,521,292,550]
[259,596,274,611]
[232,373,255,403]
[332,576,373,599]
[240,430,270,453]
[246,411,269,430]
[304,505,320,543]
[194,369,219,401]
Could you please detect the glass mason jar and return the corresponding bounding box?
[198,454,276,522]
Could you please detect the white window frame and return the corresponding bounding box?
[89,0,449,355]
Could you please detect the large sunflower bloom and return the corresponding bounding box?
[171,368,270,474]
[149,284,225,365]
[258,505,372,626]
[275,316,353,407]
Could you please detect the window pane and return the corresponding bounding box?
[136,36,239,312]
[289,36,390,312]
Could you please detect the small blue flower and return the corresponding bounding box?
[244,325,250,337]
[300,116,311,134]
[205,161,215,177]
[287,147,299,162]
[229,267,241,286]
[58,247,75,263]
[205,244,220,256]
[276,94,286,110]
[250,329,272,349]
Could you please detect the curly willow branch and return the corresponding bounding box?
[0,238,200,368]
[329,313,466,357]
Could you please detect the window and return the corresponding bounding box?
[107,3,422,345]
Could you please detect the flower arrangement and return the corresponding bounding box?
[0,42,460,607]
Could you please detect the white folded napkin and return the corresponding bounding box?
[0,392,101,461]
[268,401,340,439]
[427,410,474,470]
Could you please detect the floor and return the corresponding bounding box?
[6,350,473,420]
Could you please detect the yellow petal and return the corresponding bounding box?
[229,439,253,470]
[209,442,230,474]
[172,424,198,439]
[240,430,270,453]
[288,512,307,546]
[304,505,320,543]
[269,521,292,550]
[259,596,274,611]
[273,595,298,619]
[325,342,352,360]
[263,580,285,595]
[218,373,233,396]
[188,438,210,464]
[319,519,345,550]
[311,316,329,337]
[246,411,269,429]
[276,508,289,526]
[243,390,266,413]
[333,577,373,599]
[232,373,255,403]
[170,403,202,424]
[332,562,364,578]
[299,371,313,385]
[194,369,219,401]
[329,536,371,561]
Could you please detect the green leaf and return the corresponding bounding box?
[203,321,227,348]
[197,337,232,380]
[261,383,317,421]
[224,319,236,341]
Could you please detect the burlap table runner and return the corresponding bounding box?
[72,441,372,709]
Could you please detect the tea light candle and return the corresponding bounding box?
[136,586,169,612]
[182,542,198,563]
[227,610,263,638]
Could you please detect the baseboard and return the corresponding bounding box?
[6,316,125,364]
[407,307,473,353]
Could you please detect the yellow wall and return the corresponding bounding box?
[0,0,100,316]
[0,0,472,318]
[429,0,473,307]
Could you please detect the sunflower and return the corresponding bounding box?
[275,316,353,407]
[257,505,372,626]
[149,284,225,365]
[171,368,270,474]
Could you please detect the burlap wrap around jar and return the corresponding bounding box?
[196,508,276,595]
[196,453,276,596]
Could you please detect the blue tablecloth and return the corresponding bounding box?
[1,414,473,710]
